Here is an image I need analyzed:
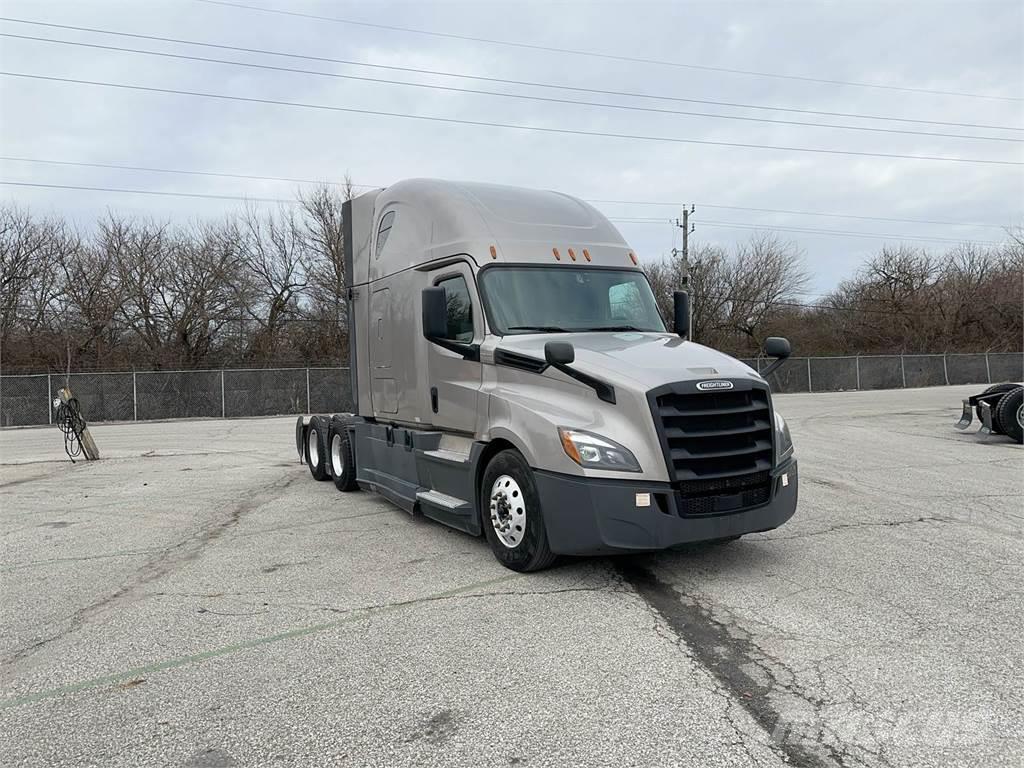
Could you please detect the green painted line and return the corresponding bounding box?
[0,573,518,710]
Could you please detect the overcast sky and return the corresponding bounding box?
[1,0,1022,294]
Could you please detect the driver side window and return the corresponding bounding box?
[436,275,474,342]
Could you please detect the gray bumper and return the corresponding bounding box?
[534,460,798,556]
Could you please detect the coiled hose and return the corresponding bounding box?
[54,396,87,461]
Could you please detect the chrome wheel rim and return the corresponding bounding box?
[307,428,319,468]
[490,474,526,548]
[331,433,344,477]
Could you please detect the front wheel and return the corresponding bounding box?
[480,450,557,572]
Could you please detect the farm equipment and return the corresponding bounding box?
[955,383,1023,443]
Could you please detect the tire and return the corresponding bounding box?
[329,418,360,491]
[977,383,1019,422]
[305,415,331,481]
[994,388,1023,444]
[295,416,306,462]
[480,450,557,572]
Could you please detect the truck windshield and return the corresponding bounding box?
[479,266,667,335]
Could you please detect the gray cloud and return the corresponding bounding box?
[1,0,1021,293]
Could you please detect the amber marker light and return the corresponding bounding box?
[583,249,592,262]
[629,251,638,265]
[567,248,577,261]
[552,247,561,261]
[489,245,497,259]
[559,429,582,464]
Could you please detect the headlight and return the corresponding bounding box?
[558,427,641,472]
[774,412,794,465]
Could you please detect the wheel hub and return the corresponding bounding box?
[489,474,526,549]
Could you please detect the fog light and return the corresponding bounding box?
[782,473,789,487]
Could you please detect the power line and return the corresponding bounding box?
[0,180,294,204]
[6,156,1015,231]
[608,218,1003,246]
[194,0,1023,102]
[5,32,1018,145]
[3,180,1008,248]
[594,199,1013,229]
[4,71,1020,167]
[3,157,1016,232]
[4,17,1018,133]
[0,156,382,189]
[0,196,993,320]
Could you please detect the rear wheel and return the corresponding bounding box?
[977,383,1019,423]
[305,415,330,481]
[995,388,1023,444]
[480,450,557,572]
[329,418,360,491]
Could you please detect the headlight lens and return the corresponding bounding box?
[774,412,793,465]
[558,427,641,472]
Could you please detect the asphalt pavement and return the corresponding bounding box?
[1,385,1021,767]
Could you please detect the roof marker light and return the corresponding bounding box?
[567,248,577,262]
[583,249,592,262]
[629,251,638,265]
[552,247,561,261]
[489,245,497,259]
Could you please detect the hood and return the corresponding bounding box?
[495,332,763,392]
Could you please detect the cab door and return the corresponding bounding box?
[425,262,484,434]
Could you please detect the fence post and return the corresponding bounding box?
[221,370,226,418]
[306,368,311,414]
[47,373,53,424]
[132,371,138,421]
[806,357,813,392]
[900,355,907,389]
[984,353,991,384]
[855,356,861,390]
[942,354,949,386]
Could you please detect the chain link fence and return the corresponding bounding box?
[1,355,1021,427]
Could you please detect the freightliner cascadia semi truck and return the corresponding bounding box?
[295,179,798,571]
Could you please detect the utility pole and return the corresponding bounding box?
[672,204,695,338]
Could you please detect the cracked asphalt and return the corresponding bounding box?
[1,384,1021,767]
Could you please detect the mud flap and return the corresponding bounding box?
[955,400,973,430]
[979,401,996,434]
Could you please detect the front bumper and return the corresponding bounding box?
[534,460,798,556]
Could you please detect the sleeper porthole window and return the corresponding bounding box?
[375,211,395,257]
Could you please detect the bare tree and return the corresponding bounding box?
[229,204,310,360]
[0,206,48,351]
[299,179,354,361]
[644,233,808,354]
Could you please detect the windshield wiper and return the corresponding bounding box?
[507,325,572,333]
[582,324,652,332]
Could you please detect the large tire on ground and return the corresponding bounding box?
[480,449,557,572]
[995,388,1023,444]
[305,415,331,481]
[329,417,360,491]
[977,383,1019,423]
[295,416,307,462]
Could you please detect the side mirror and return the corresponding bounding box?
[421,287,448,339]
[760,337,792,378]
[544,341,575,366]
[763,337,791,360]
[673,291,690,339]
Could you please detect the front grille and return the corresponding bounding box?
[648,381,774,517]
